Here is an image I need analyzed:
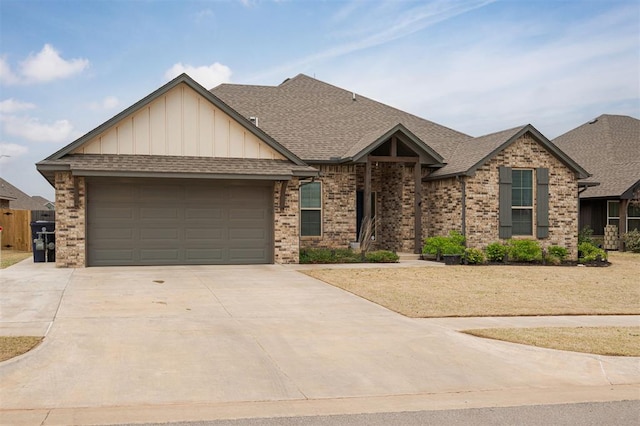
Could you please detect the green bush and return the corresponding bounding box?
[547,245,569,262]
[485,242,508,262]
[422,235,449,257]
[506,239,542,262]
[299,248,360,264]
[578,226,594,245]
[423,231,465,258]
[622,229,640,253]
[299,248,399,264]
[464,247,485,264]
[365,250,399,263]
[578,242,608,263]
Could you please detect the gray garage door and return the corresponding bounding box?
[87,178,273,266]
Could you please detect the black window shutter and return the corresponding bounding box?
[499,166,512,239]
[536,168,549,238]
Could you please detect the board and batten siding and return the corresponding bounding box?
[72,83,286,160]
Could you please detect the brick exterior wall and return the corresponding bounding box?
[274,178,300,264]
[54,172,86,268]
[300,164,357,250]
[464,134,579,258]
[424,177,464,239]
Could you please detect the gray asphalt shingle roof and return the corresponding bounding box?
[0,178,53,210]
[429,126,526,178]
[553,114,640,198]
[212,74,471,162]
[37,155,318,180]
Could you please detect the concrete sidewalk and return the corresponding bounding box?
[1,259,638,425]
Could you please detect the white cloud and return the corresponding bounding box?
[164,62,232,88]
[0,142,28,164]
[0,44,89,85]
[247,0,495,83]
[0,57,20,85]
[89,96,119,111]
[0,98,36,113]
[0,114,74,143]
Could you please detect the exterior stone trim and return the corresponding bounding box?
[54,171,86,268]
[274,178,300,264]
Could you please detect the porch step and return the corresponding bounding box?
[397,252,422,261]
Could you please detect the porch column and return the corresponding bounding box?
[619,198,628,251]
[414,163,422,254]
[364,157,372,225]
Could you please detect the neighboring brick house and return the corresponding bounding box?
[553,114,640,249]
[37,74,589,267]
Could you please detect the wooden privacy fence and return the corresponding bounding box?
[0,209,56,252]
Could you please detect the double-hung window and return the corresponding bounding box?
[499,166,548,239]
[628,203,640,232]
[300,182,322,236]
[512,169,534,235]
[607,201,620,229]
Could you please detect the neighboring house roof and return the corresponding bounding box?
[0,178,54,210]
[429,124,590,180]
[553,114,640,199]
[38,155,318,181]
[211,74,471,163]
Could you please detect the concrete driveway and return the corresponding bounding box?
[1,259,638,424]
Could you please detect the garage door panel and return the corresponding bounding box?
[229,228,267,239]
[140,207,179,220]
[140,228,179,240]
[229,248,268,263]
[140,248,180,265]
[93,185,136,202]
[230,208,267,220]
[93,207,134,219]
[140,185,182,201]
[185,186,226,201]
[185,228,224,240]
[88,179,272,266]
[91,228,134,240]
[185,207,224,219]
[186,249,224,262]
[92,249,135,264]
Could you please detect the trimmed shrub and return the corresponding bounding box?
[365,250,399,263]
[423,231,465,258]
[507,239,542,262]
[300,248,399,264]
[547,245,569,262]
[464,247,485,264]
[485,242,508,262]
[578,242,608,263]
[622,229,640,253]
[299,248,360,264]
[422,235,449,258]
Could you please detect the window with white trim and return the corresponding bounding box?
[627,203,640,232]
[300,182,322,236]
[512,169,533,235]
[607,201,620,229]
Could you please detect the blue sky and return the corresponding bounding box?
[1,0,638,199]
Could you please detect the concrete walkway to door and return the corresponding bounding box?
[0,259,638,425]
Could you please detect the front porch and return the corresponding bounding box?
[301,126,443,255]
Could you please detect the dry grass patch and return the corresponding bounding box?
[0,336,43,362]
[303,252,640,317]
[1,250,31,269]
[464,326,640,357]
